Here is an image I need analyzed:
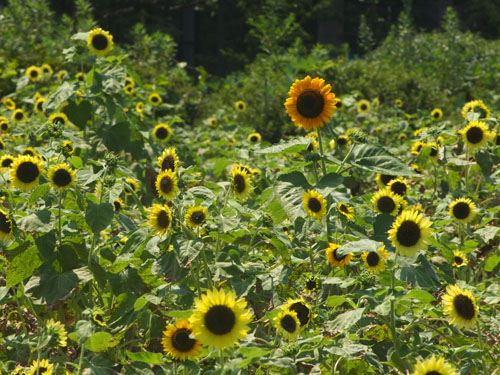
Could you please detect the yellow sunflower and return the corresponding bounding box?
[452,250,467,268]
[413,355,457,375]
[10,155,44,192]
[375,173,396,189]
[12,109,26,122]
[337,202,354,220]
[448,198,476,224]
[304,276,319,293]
[0,209,13,241]
[48,112,69,127]
[189,288,253,350]
[387,177,409,197]
[273,309,301,341]
[155,169,178,200]
[431,108,443,121]
[371,189,402,216]
[162,319,202,361]
[75,72,85,82]
[337,134,350,147]
[0,154,14,171]
[136,101,144,113]
[209,117,217,127]
[461,99,490,120]
[87,28,114,56]
[356,99,371,113]
[248,132,262,143]
[235,100,246,112]
[461,121,491,150]
[426,142,439,161]
[34,98,46,113]
[442,284,479,329]
[125,77,134,87]
[411,141,426,155]
[2,97,16,110]
[283,298,313,328]
[113,198,124,213]
[387,210,432,257]
[124,177,139,195]
[92,311,106,326]
[57,70,68,82]
[48,163,77,192]
[284,76,339,131]
[41,63,53,76]
[28,359,54,375]
[0,138,5,150]
[361,245,389,274]
[22,147,38,157]
[231,164,253,200]
[494,132,500,146]
[152,124,172,142]
[157,147,179,172]
[399,133,407,141]
[185,206,208,228]
[395,99,403,107]
[46,319,68,348]
[326,242,353,268]
[0,116,9,132]
[62,140,74,156]
[124,84,134,95]
[26,66,42,82]
[302,189,327,220]
[149,93,162,106]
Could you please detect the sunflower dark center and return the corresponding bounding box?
[453,295,475,320]
[366,252,380,267]
[64,144,73,153]
[91,34,109,50]
[1,158,13,168]
[160,176,173,194]
[250,136,258,142]
[281,315,297,333]
[306,280,317,290]
[238,103,244,110]
[339,204,349,214]
[380,174,395,185]
[155,127,169,140]
[307,197,321,213]
[52,169,72,187]
[204,304,236,335]
[289,302,310,327]
[15,112,23,120]
[23,150,34,156]
[430,147,438,157]
[161,155,175,171]
[113,200,122,212]
[466,126,483,144]
[452,202,470,219]
[396,220,421,247]
[335,101,342,108]
[337,137,347,146]
[191,211,205,224]
[1,123,8,130]
[94,314,104,323]
[454,256,463,265]
[496,134,500,146]
[157,210,170,228]
[377,196,396,213]
[296,89,325,119]
[0,211,12,234]
[36,101,44,111]
[30,70,38,78]
[152,96,159,102]
[17,161,39,183]
[425,372,442,375]
[360,104,367,111]
[233,174,246,193]
[390,182,407,196]
[171,328,196,352]
[0,142,4,150]
[433,112,440,118]
[38,367,48,374]
[52,116,65,124]
[333,249,347,262]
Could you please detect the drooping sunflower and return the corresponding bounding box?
[375,173,396,189]
[189,288,253,350]
[124,84,134,95]
[10,155,44,192]
[452,250,467,268]
[157,147,179,172]
[28,359,54,375]
[136,101,144,113]
[448,198,476,224]
[431,108,443,121]
[371,189,402,216]
[231,164,253,200]
[162,319,202,361]
[92,311,106,326]
[273,309,301,341]
[41,63,53,76]
[284,298,313,328]
[12,109,26,122]
[87,28,114,56]
[0,154,14,171]
[387,210,433,257]
[284,76,339,131]
[148,93,162,106]
[326,242,353,268]
[361,245,389,274]
[34,98,46,113]
[461,121,491,150]
[152,124,172,142]
[113,198,124,214]
[302,189,327,220]
[461,99,490,120]
[0,209,13,241]
[442,284,479,329]
[26,66,42,82]
[155,169,178,200]
[337,202,354,220]
[356,99,371,113]
[62,140,74,156]
[185,206,208,228]
[395,98,403,107]
[413,355,457,375]
[46,319,68,348]
[2,97,16,110]
[48,163,77,192]
[48,112,69,127]
[411,140,426,155]
[124,177,139,195]
[235,100,246,112]
[387,177,409,197]
[248,132,262,143]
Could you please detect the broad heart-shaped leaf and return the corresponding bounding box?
[347,144,419,177]
[274,172,310,223]
[395,254,439,288]
[102,122,131,151]
[66,100,92,129]
[475,150,493,176]
[256,137,310,155]
[330,308,365,331]
[6,244,42,287]
[335,239,381,257]
[43,82,78,111]
[313,172,343,196]
[85,332,113,353]
[85,201,114,233]
[125,351,164,365]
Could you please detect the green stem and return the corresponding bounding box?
[215,187,231,257]
[389,250,402,363]
[476,320,489,375]
[432,163,438,200]
[311,161,320,184]
[219,349,225,373]
[76,344,85,375]
[317,127,328,176]
[474,175,482,195]
[58,191,63,249]
[194,257,202,297]
[335,143,354,174]
[200,245,213,289]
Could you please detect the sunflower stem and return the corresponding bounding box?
[389,250,402,363]
[474,175,482,195]
[317,127,328,176]
[76,344,85,375]
[476,320,489,375]
[432,162,438,201]
[200,244,213,290]
[335,143,354,174]
[311,161,320,184]
[58,191,63,249]
[219,349,225,373]
[215,187,231,257]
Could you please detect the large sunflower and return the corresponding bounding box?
[326,242,353,268]
[284,298,313,328]
[375,173,396,189]
[284,76,339,131]
[413,355,457,375]
[155,170,178,200]
[231,164,253,200]
[157,147,179,172]
[28,359,54,375]
[361,245,389,274]
[10,155,44,192]
[302,190,327,220]
[387,177,410,197]
[371,189,402,216]
[387,210,432,257]
[337,202,354,220]
[152,124,172,142]
[442,284,479,329]
[87,28,114,56]
[185,206,208,228]
[273,309,301,341]
[461,99,490,120]
[0,209,13,241]
[48,163,77,192]
[189,288,252,350]
[461,121,491,150]
[26,66,42,82]
[162,319,202,361]
[452,250,467,268]
[448,198,476,224]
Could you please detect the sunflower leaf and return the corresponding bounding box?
[43,82,79,111]
[256,137,310,155]
[330,308,365,331]
[125,351,164,365]
[85,332,113,353]
[335,239,381,257]
[85,201,114,233]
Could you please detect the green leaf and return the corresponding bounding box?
[484,253,500,272]
[17,209,55,233]
[256,137,310,155]
[29,184,51,205]
[277,171,310,189]
[66,100,92,130]
[336,239,380,257]
[6,245,42,287]
[34,230,57,263]
[43,82,78,111]
[330,308,365,331]
[237,347,273,368]
[396,255,440,288]
[326,295,356,309]
[85,201,114,233]
[71,32,89,40]
[264,197,288,224]
[164,310,193,319]
[474,226,500,242]
[405,289,435,303]
[475,150,493,176]
[72,320,93,344]
[102,122,131,151]
[85,332,113,352]
[314,172,343,196]
[125,351,164,365]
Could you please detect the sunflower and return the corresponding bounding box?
[425,142,439,161]
[306,137,318,152]
[157,147,179,172]
[12,109,26,122]
[411,164,423,175]
[371,189,402,215]
[22,147,38,157]
[0,154,14,171]
[337,202,354,220]
[0,138,5,150]
[0,209,13,241]
[41,63,53,76]
[235,100,246,112]
[125,77,134,86]
[189,288,252,350]
[87,28,114,56]
[375,173,396,189]
[11,367,28,375]
[2,98,16,110]
[26,66,42,82]
[356,99,371,113]
[437,136,445,147]
[57,70,68,82]
[231,164,253,200]
[113,198,124,213]
[0,116,9,132]
[387,177,409,197]
[273,309,301,341]
[92,311,106,326]
[448,198,476,224]
[148,93,162,106]
[48,112,69,127]
[304,276,319,292]
[395,99,403,107]
[326,242,353,268]
[124,84,134,95]
[452,250,467,268]
[284,76,339,131]
[387,210,432,257]
[28,359,54,375]
[413,355,457,375]
[185,206,208,228]
[48,163,77,192]
[337,134,350,147]
[32,97,45,114]
[431,108,443,120]
[46,319,68,348]
[136,101,144,113]
[155,169,178,200]
[373,97,380,109]
[461,99,490,120]
[10,155,44,192]
[248,132,261,143]
[152,124,172,142]
[302,189,327,220]
[124,177,139,195]
[495,133,500,146]
[162,319,202,361]
[411,141,425,156]
[209,117,217,127]
[62,140,74,156]
[461,121,491,150]
[361,245,389,274]
[284,298,313,328]
[75,72,85,82]
[442,284,479,329]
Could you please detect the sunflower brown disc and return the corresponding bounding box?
[233,174,246,193]
[15,112,23,121]
[377,196,396,213]
[452,202,470,219]
[161,155,175,171]
[396,220,421,247]
[17,162,39,183]
[296,89,325,119]
[333,249,347,262]
[1,158,13,168]
[157,210,170,228]
[160,176,173,194]
[454,256,463,265]
[0,211,12,234]
[53,169,72,187]
[339,204,349,214]
[281,315,297,333]
[91,34,109,50]
[172,328,196,352]
[307,197,321,213]
[204,305,236,335]
[366,252,380,267]
[390,182,407,196]
[191,211,205,224]
[306,280,317,290]
[466,127,483,144]
[380,174,395,185]
[289,302,310,327]
[155,127,169,140]
[453,295,475,320]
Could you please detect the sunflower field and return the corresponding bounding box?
[0,1,500,374]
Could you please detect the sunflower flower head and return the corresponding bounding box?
[0,209,14,241]
[185,206,208,228]
[375,173,396,189]
[448,198,476,224]
[48,163,77,192]
[12,109,26,122]
[92,311,106,326]
[284,298,313,328]
[231,164,253,201]
[152,123,172,142]
[461,121,491,150]
[431,108,443,121]
[157,147,179,172]
[371,189,403,216]
[273,309,301,341]
[387,177,409,197]
[155,170,179,200]
[388,210,432,257]
[337,202,354,220]
[361,245,389,274]
[326,242,353,268]
[452,250,467,268]
[26,66,42,82]
[10,155,44,192]
[149,93,162,106]
[46,319,68,348]
[235,100,246,112]
[162,319,202,361]
[87,28,114,56]
[302,189,327,220]
[413,354,457,375]
[356,99,371,113]
[248,132,262,143]
[442,284,479,329]
[29,359,54,375]
[461,99,490,120]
